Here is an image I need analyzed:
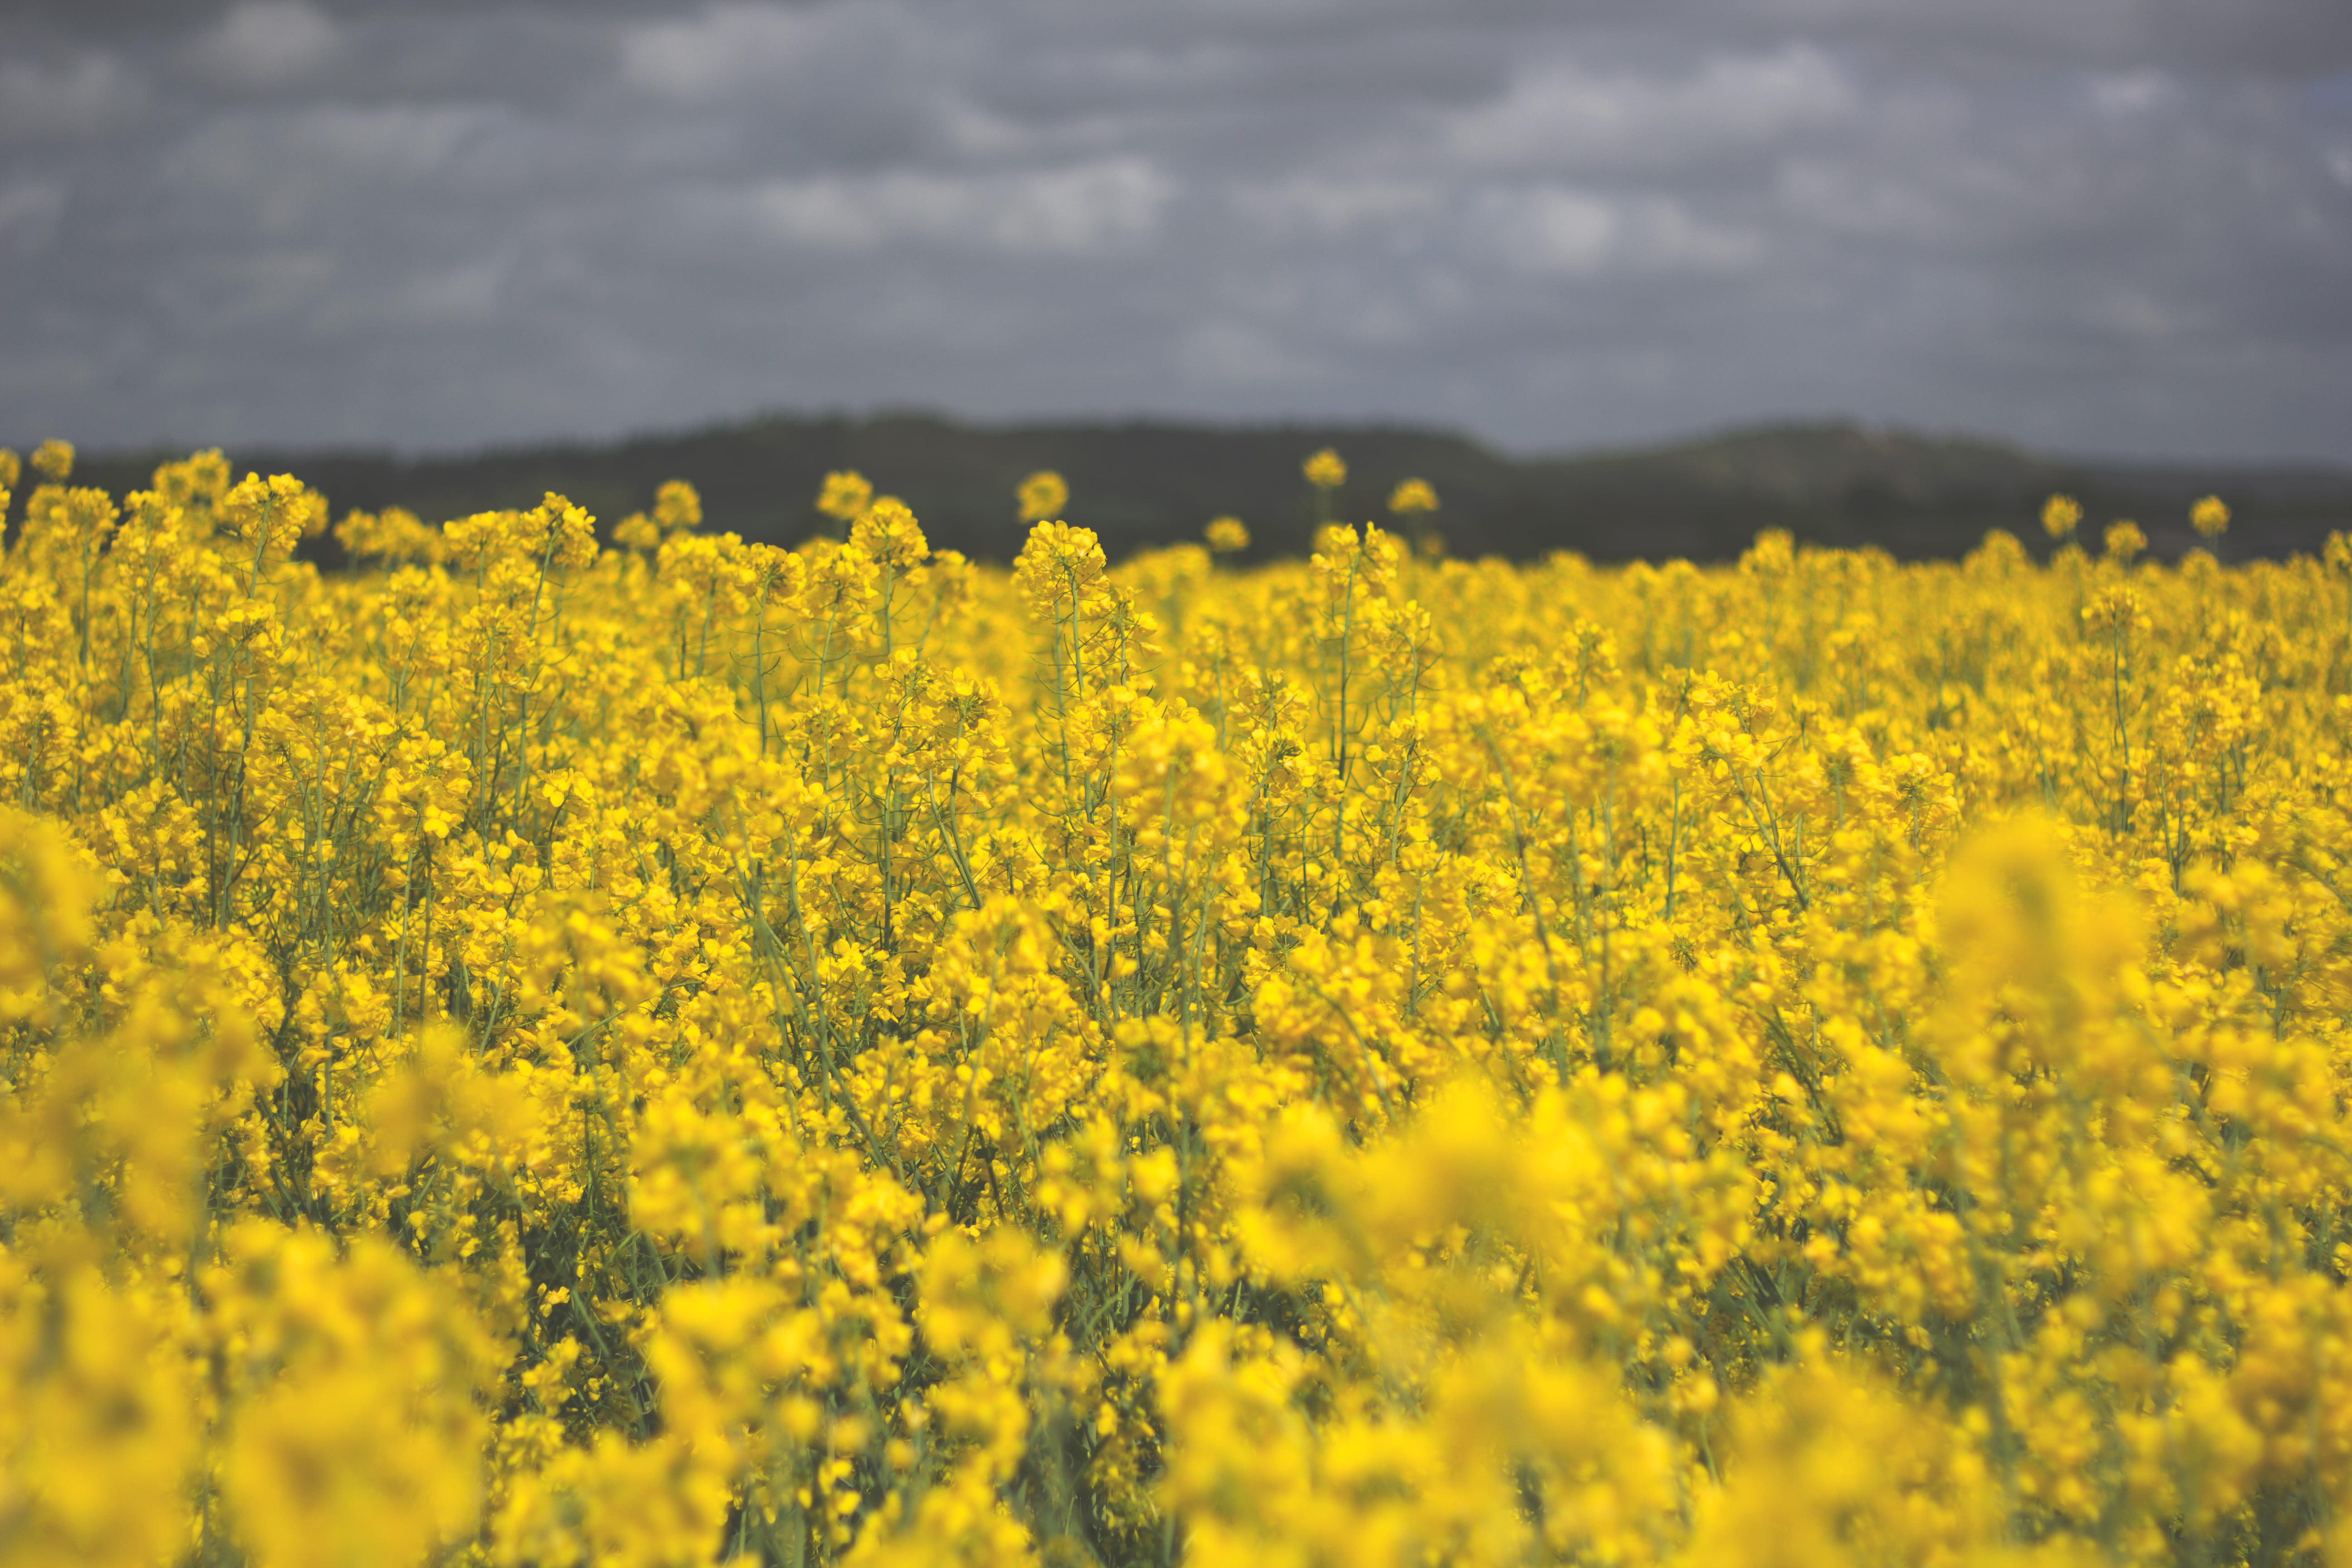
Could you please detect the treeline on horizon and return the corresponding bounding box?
[44,410,2352,567]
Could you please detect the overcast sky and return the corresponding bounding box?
[4,0,2349,461]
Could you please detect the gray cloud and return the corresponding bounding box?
[0,45,146,140]
[186,1,344,92]
[1,0,2347,461]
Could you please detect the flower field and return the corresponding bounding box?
[7,437,2352,1568]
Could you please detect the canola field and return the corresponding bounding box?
[5,437,2352,1568]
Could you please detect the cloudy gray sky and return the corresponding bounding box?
[4,0,2350,461]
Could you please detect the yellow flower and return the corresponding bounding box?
[612,511,661,553]
[1205,515,1250,554]
[652,478,703,535]
[10,433,2352,1568]
[1302,447,1346,490]
[1387,477,1437,514]
[850,495,930,571]
[1016,470,1068,524]
[220,471,328,573]
[2042,492,2082,539]
[2190,494,2229,540]
[816,469,873,523]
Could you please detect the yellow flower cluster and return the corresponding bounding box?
[7,444,2352,1568]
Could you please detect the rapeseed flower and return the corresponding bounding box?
[0,442,2348,1567]
[1017,470,1069,524]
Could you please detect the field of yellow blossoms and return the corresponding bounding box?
[5,434,2352,1568]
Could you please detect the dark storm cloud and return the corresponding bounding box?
[2,0,2348,460]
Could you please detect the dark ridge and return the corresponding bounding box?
[40,412,2352,566]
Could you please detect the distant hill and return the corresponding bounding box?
[52,412,2352,565]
